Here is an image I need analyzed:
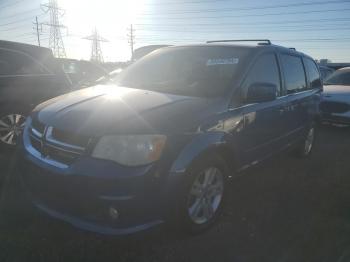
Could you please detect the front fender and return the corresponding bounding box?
[169,131,229,175]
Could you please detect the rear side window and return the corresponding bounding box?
[281,54,307,94]
[304,58,322,89]
[242,53,281,97]
[0,49,49,76]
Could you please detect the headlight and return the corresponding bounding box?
[92,135,167,166]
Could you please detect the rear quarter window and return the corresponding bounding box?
[304,58,322,89]
[281,54,307,94]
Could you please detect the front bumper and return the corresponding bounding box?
[18,148,177,235]
[33,201,163,235]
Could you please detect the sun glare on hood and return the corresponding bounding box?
[86,85,138,100]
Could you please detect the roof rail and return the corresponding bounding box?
[206,39,271,45]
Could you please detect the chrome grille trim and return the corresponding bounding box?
[24,128,69,169]
[45,126,85,152]
[31,127,43,138]
[24,118,87,169]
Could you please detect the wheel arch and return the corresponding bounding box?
[169,132,238,176]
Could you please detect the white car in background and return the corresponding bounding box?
[320,67,350,125]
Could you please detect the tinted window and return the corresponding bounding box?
[324,71,350,85]
[304,58,322,89]
[0,49,49,76]
[114,46,251,97]
[281,55,307,94]
[242,53,281,97]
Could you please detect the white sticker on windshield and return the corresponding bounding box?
[206,58,239,66]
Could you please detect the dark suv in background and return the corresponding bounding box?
[0,40,71,147]
[20,40,322,235]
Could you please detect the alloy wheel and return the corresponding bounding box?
[187,167,224,225]
[0,114,26,146]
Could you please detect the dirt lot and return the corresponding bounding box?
[0,125,350,262]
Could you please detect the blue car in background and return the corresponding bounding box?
[19,40,322,235]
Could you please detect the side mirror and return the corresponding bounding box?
[246,82,277,103]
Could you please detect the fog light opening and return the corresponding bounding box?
[109,207,119,220]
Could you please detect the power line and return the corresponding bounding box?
[135,22,350,30]
[141,0,348,6]
[133,35,350,41]
[135,0,350,15]
[0,15,44,27]
[135,37,350,42]
[0,24,32,32]
[0,8,44,21]
[134,7,350,20]
[0,0,25,9]
[135,26,350,33]
[135,17,350,27]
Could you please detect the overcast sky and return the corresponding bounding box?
[0,0,349,62]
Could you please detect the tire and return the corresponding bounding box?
[0,107,28,150]
[174,153,229,234]
[294,124,316,158]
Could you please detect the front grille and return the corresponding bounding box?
[30,135,41,152]
[51,128,90,148]
[31,119,45,134]
[27,120,90,167]
[320,101,350,114]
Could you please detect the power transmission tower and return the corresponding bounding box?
[33,16,42,47]
[41,0,66,58]
[83,29,108,63]
[127,24,135,60]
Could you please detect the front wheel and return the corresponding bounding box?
[0,112,26,148]
[175,153,228,234]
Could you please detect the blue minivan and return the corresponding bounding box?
[19,40,322,235]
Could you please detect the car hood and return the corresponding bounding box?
[322,85,350,103]
[323,85,350,96]
[32,85,214,136]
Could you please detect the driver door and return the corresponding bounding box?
[235,53,290,166]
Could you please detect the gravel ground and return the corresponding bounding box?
[0,125,350,262]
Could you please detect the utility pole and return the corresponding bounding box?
[33,16,41,46]
[83,29,108,63]
[127,24,135,60]
[41,0,66,58]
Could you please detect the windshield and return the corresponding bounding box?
[113,46,249,97]
[324,70,350,85]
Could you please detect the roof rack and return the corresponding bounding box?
[289,47,296,50]
[206,39,271,45]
